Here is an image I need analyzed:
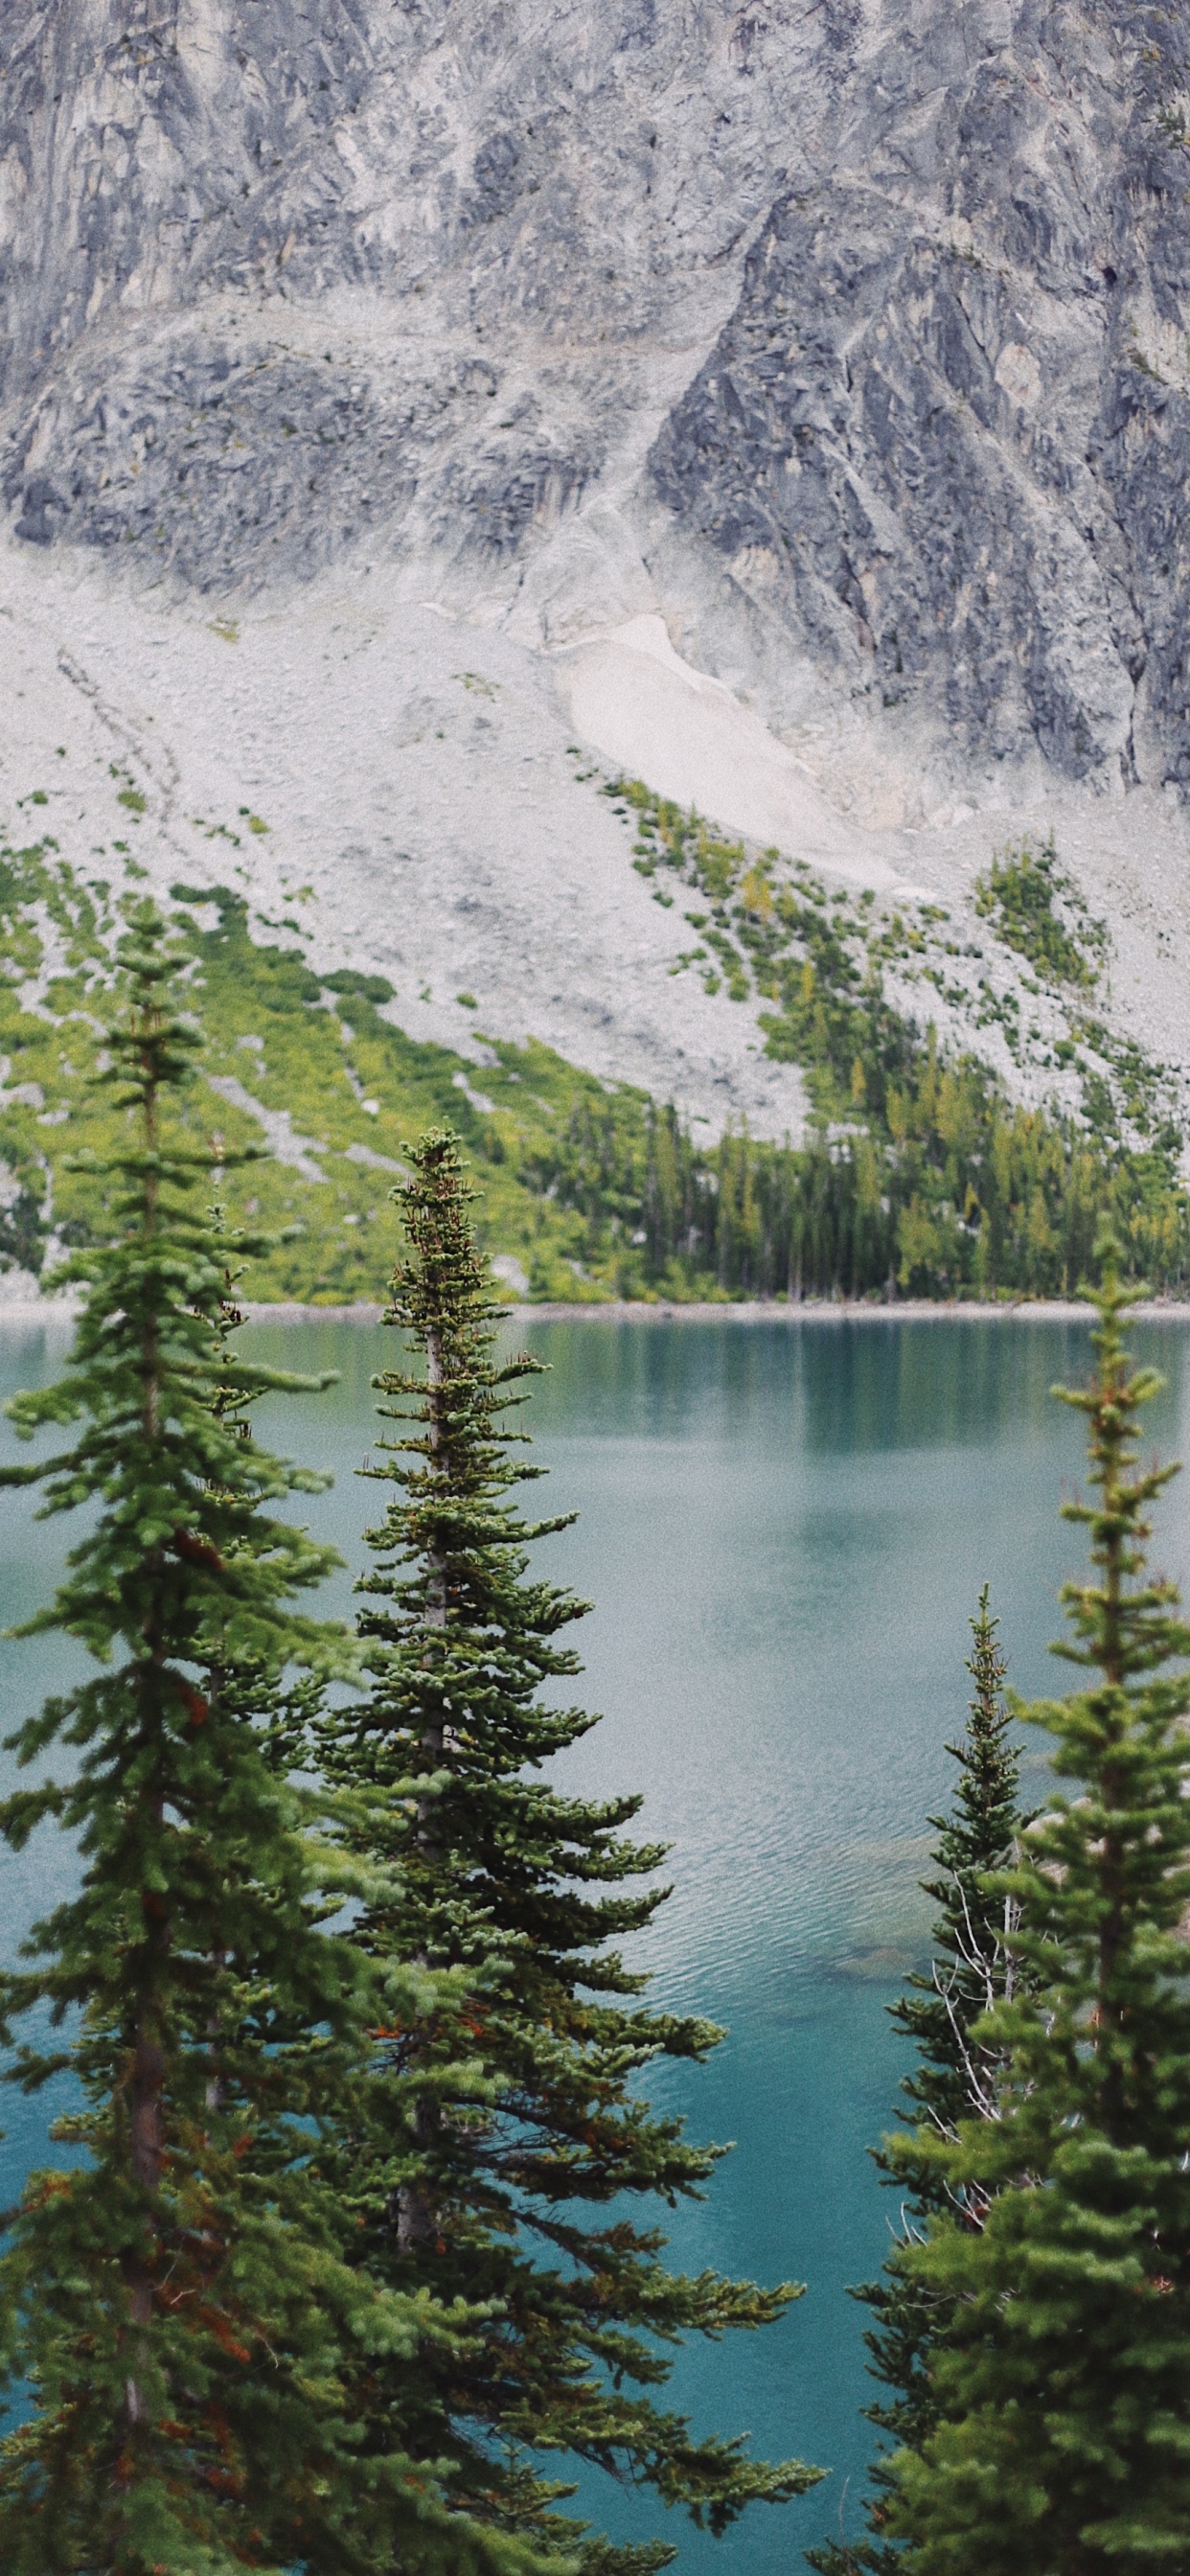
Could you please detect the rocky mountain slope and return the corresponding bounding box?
[2,0,1189,1186]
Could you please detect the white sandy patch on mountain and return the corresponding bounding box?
[560,616,910,894]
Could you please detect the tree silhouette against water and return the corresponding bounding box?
[317,1126,821,2574]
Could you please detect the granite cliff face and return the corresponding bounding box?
[652,2,1190,798]
[1,1,1189,806]
[0,3,834,587]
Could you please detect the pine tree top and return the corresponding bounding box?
[885,1582,1025,2158]
[1,902,346,1675]
[926,1585,1020,1893]
[374,1125,549,1484]
[991,1235,1190,2147]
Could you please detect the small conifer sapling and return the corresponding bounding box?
[809,1588,1026,2575]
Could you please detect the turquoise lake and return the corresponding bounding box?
[3,1312,1190,2569]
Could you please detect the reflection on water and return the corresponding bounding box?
[519,1311,1109,1456]
[2,1313,1189,2570]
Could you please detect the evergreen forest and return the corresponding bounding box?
[0,829,1187,1311]
[0,911,1187,2575]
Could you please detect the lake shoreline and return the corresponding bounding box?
[240,1296,1190,1325]
[4,1294,1190,1329]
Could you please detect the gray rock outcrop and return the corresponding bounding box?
[3,1,1189,800]
[652,2,1190,796]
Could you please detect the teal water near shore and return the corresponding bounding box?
[3,1314,1189,2568]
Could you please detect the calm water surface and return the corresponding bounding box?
[3,1313,1190,2570]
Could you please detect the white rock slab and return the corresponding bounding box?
[561,616,901,891]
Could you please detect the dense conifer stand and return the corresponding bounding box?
[11,916,1183,2576]
[0,917,549,2576]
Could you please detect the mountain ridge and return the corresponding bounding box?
[1,0,1189,1199]
[6,2,1190,806]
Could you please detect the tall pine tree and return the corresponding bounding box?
[318,1127,820,2574]
[882,1241,1190,2575]
[809,1589,1026,2574]
[0,912,553,2576]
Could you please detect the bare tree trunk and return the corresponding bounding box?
[122,1033,167,2437]
[397,1316,448,2254]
